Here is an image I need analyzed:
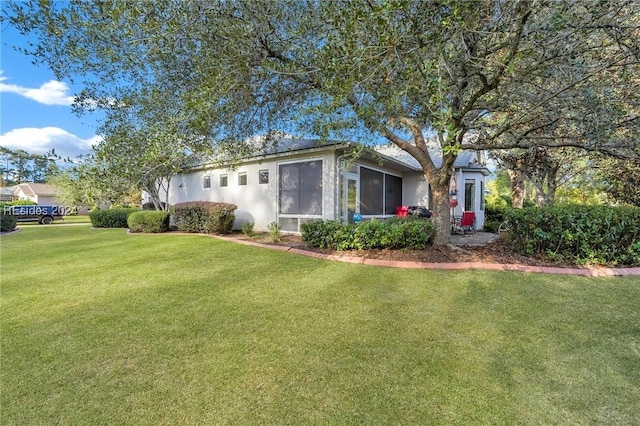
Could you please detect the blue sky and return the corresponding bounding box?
[1,18,100,159]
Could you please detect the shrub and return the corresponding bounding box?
[483,220,501,234]
[0,211,17,232]
[268,222,281,243]
[301,217,434,251]
[5,200,38,206]
[505,205,640,266]
[127,211,170,233]
[90,208,140,228]
[241,222,255,237]
[205,206,236,234]
[484,205,508,225]
[170,202,237,234]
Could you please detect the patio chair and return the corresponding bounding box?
[452,211,476,234]
[395,205,409,217]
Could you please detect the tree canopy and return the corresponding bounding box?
[7,0,639,244]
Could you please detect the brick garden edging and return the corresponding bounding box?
[211,234,640,277]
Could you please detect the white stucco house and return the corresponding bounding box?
[153,137,490,233]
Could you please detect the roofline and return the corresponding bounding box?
[186,142,353,172]
[182,140,483,175]
[457,165,491,176]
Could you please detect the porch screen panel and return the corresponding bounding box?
[300,160,323,215]
[279,163,301,214]
[360,167,383,215]
[279,160,322,215]
[384,174,403,215]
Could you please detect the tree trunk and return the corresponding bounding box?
[143,182,162,211]
[162,178,171,211]
[546,166,558,206]
[508,164,526,208]
[429,178,452,246]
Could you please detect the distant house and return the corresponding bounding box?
[0,187,14,202]
[13,183,60,205]
[152,137,489,233]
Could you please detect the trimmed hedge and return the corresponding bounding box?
[0,200,38,207]
[170,201,237,234]
[301,217,434,251]
[505,205,640,266]
[127,211,170,233]
[0,211,17,232]
[90,208,140,228]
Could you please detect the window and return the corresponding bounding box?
[360,167,402,215]
[203,176,211,189]
[238,172,247,186]
[480,181,485,210]
[279,160,322,215]
[465,179,475,211]
[220,174,228,187]
[259,169,269,184]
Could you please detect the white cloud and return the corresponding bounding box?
[0,72,75,106]
[0,127,99,159]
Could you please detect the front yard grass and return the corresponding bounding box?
[1,226,639,424]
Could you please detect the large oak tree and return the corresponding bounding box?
[7,0,639,244]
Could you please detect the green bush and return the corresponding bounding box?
[170,202,237,234]
[241,222,255,237]
[505,205,640,266]
[484,205,508,225]
[0,211,17,232]
[90,208,140,228]
[268,222,281,243]
[301,217,434,251]
[484,220,501,233]
[2,200,38,206]
[127,211,170,233]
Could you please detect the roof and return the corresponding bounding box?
[190,134,488,174]
[373,141,488,172]
[14,183,59,196]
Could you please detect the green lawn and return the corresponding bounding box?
[1,226,639,425]
[13,214,91,227]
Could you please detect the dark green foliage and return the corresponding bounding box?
[301,218,434,251]
[484,205,509,233]
[90,208,140,228]
[485,205,508,224]
[505,205,640,266]
[170,202,237,234]
[127,211,170,233]
[0,200,38,208]
[0,212,17,232]
[484,221,501,233]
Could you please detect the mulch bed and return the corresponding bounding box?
[224,232,583,268]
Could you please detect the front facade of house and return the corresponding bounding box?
[13,183,60,205]
[161,139,489,233]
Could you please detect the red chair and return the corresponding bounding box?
[452,211,476,234]
[396,206,409,217]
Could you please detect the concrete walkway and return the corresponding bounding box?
[450,231,498,247]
